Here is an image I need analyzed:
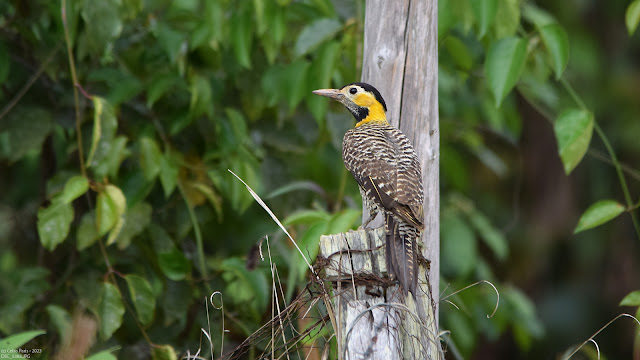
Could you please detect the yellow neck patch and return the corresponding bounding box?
[355,99,388,127]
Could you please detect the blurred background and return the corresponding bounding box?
[0,0,639,359]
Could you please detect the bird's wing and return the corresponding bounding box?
[343,126,424,230]
[348,158,424,230]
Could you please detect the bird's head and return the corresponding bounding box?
[312,82,388,126]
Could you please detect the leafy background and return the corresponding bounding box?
[1,0,640,359]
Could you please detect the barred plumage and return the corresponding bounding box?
[313,82,424,296]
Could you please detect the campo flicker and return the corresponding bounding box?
[313,82,424,296]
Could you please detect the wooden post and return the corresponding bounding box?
[318,0,440,358]
[361,0,439,310]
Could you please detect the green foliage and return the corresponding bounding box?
[2,0,638,358]
[439,0,639,357]
[485,36,528,107]
[554,109,593,174]
[1,0,363,357]
[0,330,46,351]
[98,282,125,341]
[539,24,569,79]
[574,200,626,234]
[626,0,640,35]
[86,349,119,360]
[124,275,156,326]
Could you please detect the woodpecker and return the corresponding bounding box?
[313,82,424,296]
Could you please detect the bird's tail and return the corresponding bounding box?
[385,213,419,297]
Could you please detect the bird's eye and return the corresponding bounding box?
[349,87,358,94]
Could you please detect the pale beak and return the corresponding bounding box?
[312,88,343,100]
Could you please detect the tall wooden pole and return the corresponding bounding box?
[318,1,440,359]
[361,0,439,316]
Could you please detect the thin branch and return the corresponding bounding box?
[0,43,61,120]
[61,0,86,177]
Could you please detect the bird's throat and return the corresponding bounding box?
[354,101,388,127]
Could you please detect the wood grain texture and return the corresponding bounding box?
[357,0,441,358]
[362,0,439,316]
[398,0,440,326]
[319,229,441,360]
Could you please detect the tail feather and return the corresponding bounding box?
[385,213,418,297]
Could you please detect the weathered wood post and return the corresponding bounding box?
[318,0,440,359]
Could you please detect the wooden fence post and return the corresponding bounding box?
[318,0,440,358]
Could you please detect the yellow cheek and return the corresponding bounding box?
[353,93,375,107]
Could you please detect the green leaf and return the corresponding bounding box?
[470,0,497,37]
[444,36,473,71]
[260,1,286,63]
[77,212,100,251]
[125,275,156,326]
[295,221,327,281]
[265,181,323,199]
[102,137,130,179]
[283,210,331,226]
[0,330,46,351]
[327,209,361,234]
[139,137,163,181]
[221,257,269,315]
[467,210,508,260]
[190,183,223,219]
[284,60,311,111]
[189,73,214,118]
[294,18,342,57]
[98,282,124,341]
[160,151,180,198]
[441,211,477,277]
[574,199,625,234]
[307,41,340,123]
[115,202,152,249]
[438,0,455,39]
[38,202,74,251]
[553,109,594,174]
[46,305,71,343]
[80,0,122,60]
[231,6,253,68]
[84,93,129,174]
[0,267,50,333]
[154,23,186,65]
[626,0,640,35]
[443,306,476,355]
[225,108,250,144]
[58,176,89,204]
[158,249,191,281]
[485,36,528,107]
[147,73,179,108]
[504,286,544,349]
[151,344,178,360]
[86,96,117,168]
[521,3,556,28]
[105,215,124,247]
[161,280,191,327]
[494,0,520,38]
[108,76,143,106]
[620,290,640,306]
[96,184,126,237]
[0,107,52,162]
[86,348,118,360]
[539,24,569,79]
